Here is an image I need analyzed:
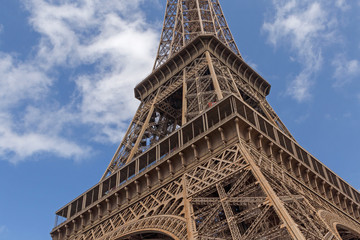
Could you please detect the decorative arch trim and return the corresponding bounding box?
[114,228,177,240]
[97,215,187,240]
[318,210,360,239]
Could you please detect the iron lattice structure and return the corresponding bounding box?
[153,0,240,69]
[51,1,360,239]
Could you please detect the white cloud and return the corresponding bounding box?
[0,106,89,163]
[25,0,158,143]
[25,0,157,68]
[0,0,159,163]
[287,72,313,102]
[332,57,360,87]
[335,0,350,10]
[0,53,50,108]
[0,53,87,163]
[263,0,336,102]
[0,127,88,164]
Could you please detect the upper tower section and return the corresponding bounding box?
[102,0,293,179]
[153,0,241,69]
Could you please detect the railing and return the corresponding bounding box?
[54,95,236,227]
[54,94,360,227]
[232,95,360,206]
[54,215,67,228]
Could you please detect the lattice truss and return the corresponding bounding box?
[249,152,330,239]
[103,52,292,179]
[247,144,360,240]
[72,143,358,240]
[154,0,240,69]
[185,143,358,239]
[71,178,187,240]
[102,0,293,179]
[103,75,184,178]
[183,52,291,134]
[185,145,288,239]
[52,1,360,239]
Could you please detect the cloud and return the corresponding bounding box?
[0,0,159,163]
[0,105,89,163]
[287,72,313,102]
[0,53,50,108]
[335,0,350,10]
[25,0,158,143]
[0,125,88,164]
[0,53,88,163]
[24,0,158,67]
[332,57,360,87]
[295,112,310,123]
[263,0,336,102]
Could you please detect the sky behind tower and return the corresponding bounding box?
[0,0,359,239]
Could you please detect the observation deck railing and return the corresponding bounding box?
[54,94,360,229]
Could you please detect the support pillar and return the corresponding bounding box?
[205,52,223,100]
[234,118,306,240]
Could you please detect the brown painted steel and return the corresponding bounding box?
[51,1,360,239]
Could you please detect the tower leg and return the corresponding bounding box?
[235,118,306,240]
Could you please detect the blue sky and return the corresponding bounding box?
[0,0,359,239]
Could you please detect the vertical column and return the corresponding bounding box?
[204,136,212,153]
[355,206,360,220]
[328,187,334,202]
[97,204,102,220]
[304,169,311,185]
[205,52,223,100]
[145,174,151,190]
[295,163,301,179]
[65,224,69,239]
[195,0,204,33]
[257,135,264,151]
[335,192,341,208]
[182,176,198,240]
[182,70,188,125]
[72,220,77,234]
[246,127,253,144]
[80,215,85,229]
[57,229,62,240]
[156,167,162,183]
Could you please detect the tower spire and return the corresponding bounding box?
[153,0,241,69]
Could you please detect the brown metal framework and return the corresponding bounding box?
[154,0,240,69]
[103,35,293,180]
[51,1,360,239]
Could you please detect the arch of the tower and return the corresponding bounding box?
[101,215,187,240]
[318,210,360,240]
[336,224,360,240]
[116,230,175,240]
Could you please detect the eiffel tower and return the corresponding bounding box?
[51,1,360,239]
